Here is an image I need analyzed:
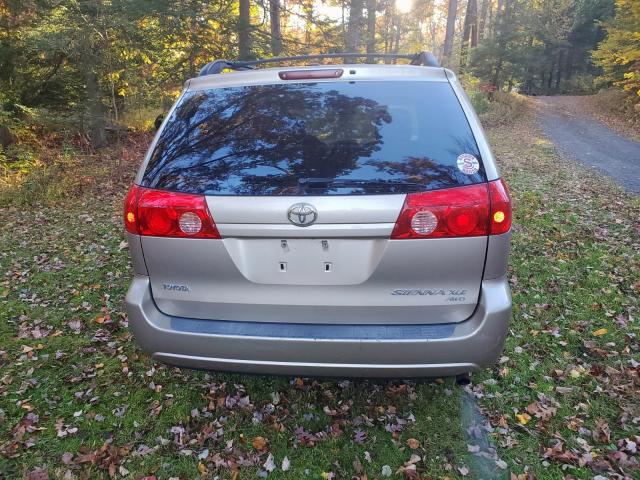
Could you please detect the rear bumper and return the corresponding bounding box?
[125,276,511,377]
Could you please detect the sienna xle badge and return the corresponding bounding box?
[124,52,512,378]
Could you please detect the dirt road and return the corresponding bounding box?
[536,96,640,194]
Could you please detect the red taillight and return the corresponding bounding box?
[124,184,140,234]
[391,184,490,239]
[488,178,512,235]
[391,180,512,239]
[123,185,220,239]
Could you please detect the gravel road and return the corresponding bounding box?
[536,96,640,194]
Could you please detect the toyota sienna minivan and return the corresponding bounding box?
[124,52,512,378]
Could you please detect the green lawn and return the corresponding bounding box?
[1,106,638,479]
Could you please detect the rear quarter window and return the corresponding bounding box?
[142,81,485,195]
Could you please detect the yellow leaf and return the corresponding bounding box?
[516,412,531,425]
[406,438,420,449]
[592,328,608,337]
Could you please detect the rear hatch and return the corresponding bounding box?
[135,76,490,324]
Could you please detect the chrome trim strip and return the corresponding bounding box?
[216,222,395,238]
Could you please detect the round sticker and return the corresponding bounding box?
[456,154,480,175]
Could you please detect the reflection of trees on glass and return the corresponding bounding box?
[365,156,467,190]
[145,84,392,195]
[143,81,486,195]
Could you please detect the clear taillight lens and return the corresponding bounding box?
[123,185,220,239]
[178,212,203,235]
[391,181,511,239]
[410,210,438,235]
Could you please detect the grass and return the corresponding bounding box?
[0,103,639,479]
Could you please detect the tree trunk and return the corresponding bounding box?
[555,50,564,91]
[478,0,489,41]
[491,0,512,87]
[441,0,457,67]
[392,18,401,55]
[383,4,391,55]
[188,0,198,78]
[366,0,376,58]
[85,61,106,149]
[565,48,575,82]
[488,0,495,37]
[459,0,477,71]
[269,0,282,56]
[470,0,478,47]
[304,1,314,47]
[346,0,364,53]
[238,0,251,60]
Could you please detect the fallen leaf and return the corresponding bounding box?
[406,438,420,449]
[593,418,611,443]
[264,453,276,472]
[252,436,268,451]
[26,468,48,480]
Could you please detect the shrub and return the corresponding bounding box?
[562,74,598,95]
[459,74,491,115]
[479,91,529,128]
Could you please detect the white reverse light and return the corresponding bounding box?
[178,212,202,235]
[410,209,438,235]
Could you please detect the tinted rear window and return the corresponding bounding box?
[143,81,485,195]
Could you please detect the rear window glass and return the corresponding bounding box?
[142,81,485,195]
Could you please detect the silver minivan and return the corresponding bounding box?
[124,53,512,378]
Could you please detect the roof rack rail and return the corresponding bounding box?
[199,51,439,76]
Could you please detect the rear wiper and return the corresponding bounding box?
[298,178,423,189]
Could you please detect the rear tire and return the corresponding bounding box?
[455,373,471,386]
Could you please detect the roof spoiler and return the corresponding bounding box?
[199,52,440,76]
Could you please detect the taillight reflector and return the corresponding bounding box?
[123,185,220,239]
[391,180,512,239]
[488,178,512,235]
[124,186,139,234]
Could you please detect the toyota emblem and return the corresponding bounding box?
[287,203,318,227]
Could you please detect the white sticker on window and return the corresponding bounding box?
[456,154,480,175]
